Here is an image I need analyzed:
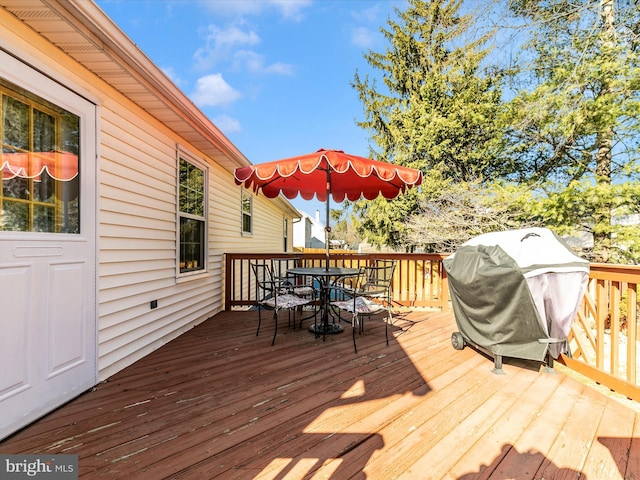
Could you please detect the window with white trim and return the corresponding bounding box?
[283,217,288,252]
[241,191,252,234]
[178,155,206,274]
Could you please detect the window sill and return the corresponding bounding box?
[176,270,210,283]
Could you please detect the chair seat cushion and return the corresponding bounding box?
[263,294,310,310]
[293,286,315,296]
[332,296,384,315]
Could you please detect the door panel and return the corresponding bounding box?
[0,51,97,440]
[0,264,30,401]
[47,260,89,376]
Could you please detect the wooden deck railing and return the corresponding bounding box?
[224,252,449,311]
[563,263,640,402]
[224,253,640,401]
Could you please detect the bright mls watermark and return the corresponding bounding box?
[0,455,77,479]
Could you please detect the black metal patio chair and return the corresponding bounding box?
[330,259,396,353]
[271,257,318,327]
[251,260,313,346]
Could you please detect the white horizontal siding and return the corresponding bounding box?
[95,97,296,380]
[96,102,218,380]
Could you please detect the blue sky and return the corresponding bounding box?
[95,0,405,216]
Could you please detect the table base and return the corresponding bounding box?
[309,323,344,335]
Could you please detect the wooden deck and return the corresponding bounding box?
[2,308,639,479]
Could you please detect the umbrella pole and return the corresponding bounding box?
[325,178,330,271]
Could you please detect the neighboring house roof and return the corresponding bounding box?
[0,0,300,218]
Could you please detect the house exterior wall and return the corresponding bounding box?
[293,210,326,250]
[0,7,296,381]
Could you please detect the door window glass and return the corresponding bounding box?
[1,78,80,233]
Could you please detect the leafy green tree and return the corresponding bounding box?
[351,0,507,250]
[351,0,640,261]
[504,0,640,262]
[526,180,640,263]
[329,208,362,250]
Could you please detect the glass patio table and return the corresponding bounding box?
[287,266,361,335]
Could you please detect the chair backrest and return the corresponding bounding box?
[361,260,396,297]
[251,262,276,300]
[271,256,300,281]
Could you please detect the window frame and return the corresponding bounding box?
[176,149,208,278]
[241,190,253,235]
[283,217,288,252]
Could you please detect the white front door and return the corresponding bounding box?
[0,52,97,440]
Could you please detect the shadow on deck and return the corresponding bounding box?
[1,308,639,479]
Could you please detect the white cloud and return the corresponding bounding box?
[263,62,295,75]
[190,73,241,107]
[234,50,294,75]
[349,3,392,49]
[161,66,186,88]
[194,24,261,70]
[270,0,312,21]
[351,4,384,24]
[213,114,241,134]
[351,26,377,49]
[213,24,260,48]
[194,24,293,75]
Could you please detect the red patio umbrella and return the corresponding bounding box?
[234,149,423,268]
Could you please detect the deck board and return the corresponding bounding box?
[1,308,638,479]
[450,367,586,479]
[405,359,551,479]
[581,397,634,480]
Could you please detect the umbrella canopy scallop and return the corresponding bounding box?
[233,149,423,202]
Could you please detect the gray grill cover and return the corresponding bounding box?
[444,228,589,361]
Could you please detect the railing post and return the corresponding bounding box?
[224,254,232,311]
[596,278,607,371]
[627,285,638,384]
[609,281,620,377]
[440,266,449,310]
